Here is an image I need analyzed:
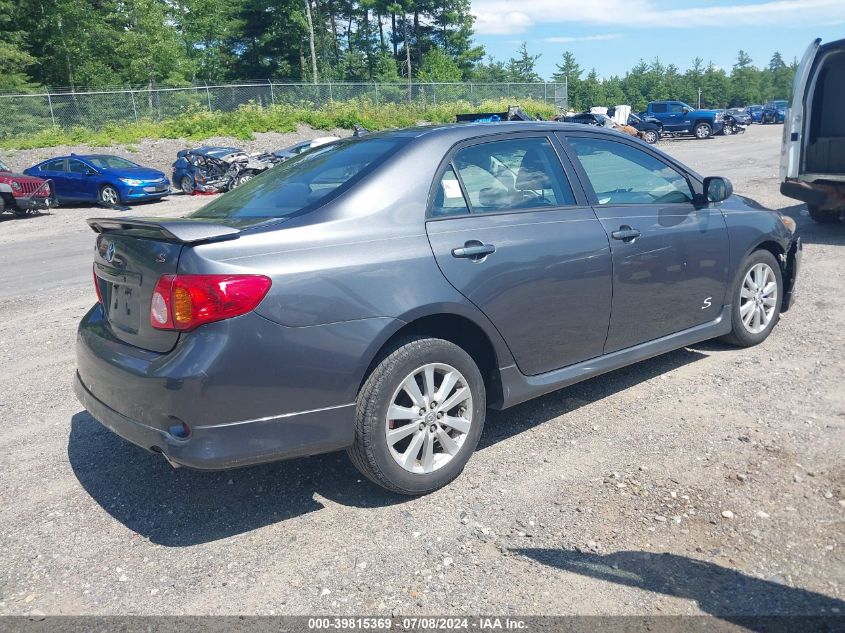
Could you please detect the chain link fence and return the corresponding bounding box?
[0,81,567,137]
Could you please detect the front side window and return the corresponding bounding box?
[192,136,407,221]
[68,159,90,174]
[567,137,694,205]
[668,103,687,113]
[452,137,575,214]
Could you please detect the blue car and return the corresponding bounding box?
[747,105,763,123]
[762,100,788,124]
[25,154,169,206]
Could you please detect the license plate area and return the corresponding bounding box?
[106,283,141,334]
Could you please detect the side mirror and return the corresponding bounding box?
[86,169,97,176]
[682,108,690,114]
[703,176,733,203]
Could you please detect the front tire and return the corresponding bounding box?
[721,250,783,347]
[99,185,120,206]
[808,205,841,224]
[180,176,194,194]
[348,337,486,495]
[642,129,659,144]
[694,122,712,139]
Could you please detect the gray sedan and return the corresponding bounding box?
[75,122,801,494]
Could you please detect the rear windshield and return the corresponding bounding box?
[87,156,140,169]
[191,136,407,220]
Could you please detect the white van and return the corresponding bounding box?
[781,37,845,223]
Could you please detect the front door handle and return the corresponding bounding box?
[611,225,641,242]
[452,240,496,260]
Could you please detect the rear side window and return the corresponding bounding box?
[43,159,65,172]
[452,137,575,214]
[651,103,667,113]
[192,136,407,220]
[567,137,693,205]
[431,165,470,217]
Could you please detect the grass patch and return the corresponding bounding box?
[0,99,557,150]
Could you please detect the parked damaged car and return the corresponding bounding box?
[75,123,800,495]
[0,158,55,217]
[564,111,660,145]
[721,109,750,135]
[172,147,278,194]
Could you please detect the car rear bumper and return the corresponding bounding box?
[73,305,391,469]
[74,370,355,469]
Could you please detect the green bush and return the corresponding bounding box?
[0,99,557,149]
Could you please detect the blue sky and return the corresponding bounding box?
[470,0,845,79]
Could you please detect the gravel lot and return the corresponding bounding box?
[0,124,843,619]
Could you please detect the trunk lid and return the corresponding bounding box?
[88,217,242,353]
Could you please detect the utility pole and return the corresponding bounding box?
[698,87,702,109]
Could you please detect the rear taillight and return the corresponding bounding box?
[93,265,104,304]
[150,274,272,331]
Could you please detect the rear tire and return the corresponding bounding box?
[720,250,783,348]
[808,205,841,224]
[348,336,486,495]
[694,122,712,139]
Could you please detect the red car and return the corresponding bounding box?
[0,158,55,217]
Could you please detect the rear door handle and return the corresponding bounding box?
[611,226,641,242]
[451,241,496,260]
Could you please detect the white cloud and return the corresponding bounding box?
[472,0,845,34]
[543,34,622,43]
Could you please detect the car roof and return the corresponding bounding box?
[353,120,624,144]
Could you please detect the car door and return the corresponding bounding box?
[66,159,97,201]
[665,102,688,132]
[425,133,613,376]
[40,159,70,199]
[559,133,730,354]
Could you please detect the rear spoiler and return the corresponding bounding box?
[87,217,240,244]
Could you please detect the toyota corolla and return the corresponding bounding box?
[75,122,801,494]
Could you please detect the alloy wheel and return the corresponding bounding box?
[100,187,118,205]
[740,263,778,334]
[385,363,473,474]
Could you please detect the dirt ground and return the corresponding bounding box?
[0,124,843,620]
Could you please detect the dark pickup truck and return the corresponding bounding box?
[642,100,724,139]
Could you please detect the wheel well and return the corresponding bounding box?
[754,240,785,265]
[362,314,504,408]
[694,120,712,128]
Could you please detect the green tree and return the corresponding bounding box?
[552,51,582,110]
[417,46,462,82]
[507,42,540,82]
[729,50,759,106]
[0,0,36,90]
